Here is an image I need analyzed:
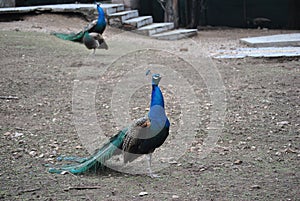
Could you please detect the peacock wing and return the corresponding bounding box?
[88,33,108,50]
[84,20,98,32]
[123,116,151,163]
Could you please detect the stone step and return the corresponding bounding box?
[137,22,174,36]
[100,4,125,15]
[240,33,300,47]
[108,10,139,23]
[151,29,198,40]
[0,3,124,15]
[123,16,153,28]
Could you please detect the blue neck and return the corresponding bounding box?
[148,84,169,129]
[97,5,106,25]
[150,85,164,108]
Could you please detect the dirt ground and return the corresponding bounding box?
[0,14,299,200]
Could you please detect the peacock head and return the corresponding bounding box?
[152,74,161,86]
[95,2,101,7]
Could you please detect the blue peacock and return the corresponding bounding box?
[52,2,108,53]
[49,73,170,177]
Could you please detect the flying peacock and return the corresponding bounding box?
[49,73,170,177]
[52,2,107,42]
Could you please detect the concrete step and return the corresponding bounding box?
[108,10,139,23]
[0,3,124,15]
[137,22,174,36]
[123,16,153,28]
[151,29,198,40]
[240,33,300,47]
[212,47,300,58]
[100,4,125,15]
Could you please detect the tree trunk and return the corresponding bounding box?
[165,0,179,28]
[0,0,15,7]
[189,0,197,28]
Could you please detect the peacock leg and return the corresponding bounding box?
[146,154,160,178]
[93,48,96,55]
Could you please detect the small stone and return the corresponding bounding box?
[138,192,148,196]
[255,157,263,161]
[75,145,83,149]
[14,132,23,138]
[29,151,37,157]
[168,157,178,164]
[251,185,261,189]
[250,146,256,150]
[275,151,281,156]
[4,132,11,136]
[172,195,179,199]
[38,154,44,158]
[233,160,242,165]
[276,121,289,126]
[190,146,197,152]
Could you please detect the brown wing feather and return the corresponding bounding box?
[123,117,150,163]
[88,33,108,50]
[84,20,97,32]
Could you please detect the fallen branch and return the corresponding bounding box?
[64,186,102,191]
[18,188,41,195]
[0,95,19,100]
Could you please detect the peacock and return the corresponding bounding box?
[49,73,170,177]
[52,2,106,42]
[83,31,108,54]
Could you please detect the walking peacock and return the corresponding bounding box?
[52,2,107,42]
[49,73,170,177]
[83,31,108,54]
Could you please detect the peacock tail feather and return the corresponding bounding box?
[51,31,85,42]
[52,3,106,42]
[48,128,127,174]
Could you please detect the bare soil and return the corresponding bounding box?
[0,14,299,200]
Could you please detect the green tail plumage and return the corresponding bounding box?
[48,128,127,174]
[51,31,85,42]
